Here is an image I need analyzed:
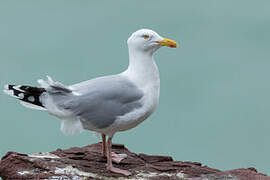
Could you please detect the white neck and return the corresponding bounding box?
[123,48,160,89]
[121,46,161,123]
[122,48,160,89]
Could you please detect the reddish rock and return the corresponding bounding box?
[0,143,269,180]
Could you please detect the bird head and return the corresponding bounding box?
[127,29,178,54]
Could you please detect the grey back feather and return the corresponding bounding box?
[50,75,144,129]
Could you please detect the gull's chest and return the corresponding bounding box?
[141,79,160,111]
[128,64,161,116]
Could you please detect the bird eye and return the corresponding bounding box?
[142,34,150,39]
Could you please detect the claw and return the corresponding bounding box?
[107,165,131,176]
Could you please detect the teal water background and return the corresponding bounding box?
[0,0,270,174]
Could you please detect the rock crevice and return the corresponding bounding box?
[0,143,269,180]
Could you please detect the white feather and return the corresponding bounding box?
[38,76,71,94]
[20,101,47,111]
[13,85,25,92]
[47,75,54,84]
[41,93,72,118]
[38,79,49,89]
[38,76,54,89]
[60,118,84,136]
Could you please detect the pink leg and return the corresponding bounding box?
[102,134,106,157]
[102,134,126,163]
[106,136,131,176]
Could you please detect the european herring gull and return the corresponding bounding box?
[3,29,178,175]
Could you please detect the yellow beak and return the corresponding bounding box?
[158,38,178,48]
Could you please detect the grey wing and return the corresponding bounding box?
[60,75,144,129]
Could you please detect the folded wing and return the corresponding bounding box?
[46,75,144,129]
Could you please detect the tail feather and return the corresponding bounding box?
[38,76,72,94]
[20,101,46,111]
[3,84,47,111]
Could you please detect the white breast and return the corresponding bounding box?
[105,56,160,134]
[96,44,161,136]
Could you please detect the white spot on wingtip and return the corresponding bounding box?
[28,96,35,102]
[18,93,24,99]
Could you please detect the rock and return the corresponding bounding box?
[0,143,269,180]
